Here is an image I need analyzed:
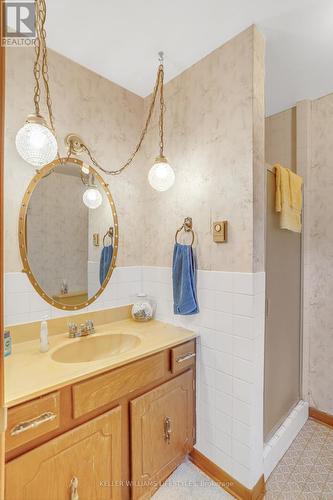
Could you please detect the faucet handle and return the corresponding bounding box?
[68,322,78,338]
[85,320,95,334]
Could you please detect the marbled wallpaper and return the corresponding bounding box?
[306,92,333,414]
[5,47,145,272]
[5,26,265,284]
[141,26,265,272]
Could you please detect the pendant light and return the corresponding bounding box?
[16,0,58,167]
[81,173,102,209]
[148,52,175,191]
[64,52,175,191]
[83,186,102,209]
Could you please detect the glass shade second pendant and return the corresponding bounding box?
[15,114,58,167]
[148,155,175,192]
[83,186,102,209]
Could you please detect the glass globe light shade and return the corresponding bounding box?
[15,114,58,167]
[83,186,102,209]
[148,155,175,191]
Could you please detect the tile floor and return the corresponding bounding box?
[265,419,333,499]
[152,420,333,500]
[152,460,233,499]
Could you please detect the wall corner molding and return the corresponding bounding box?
[189,449,265,500]
[309,407,333,429]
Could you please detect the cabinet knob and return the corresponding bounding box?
[164,416,172,444]
[70,477,79,500]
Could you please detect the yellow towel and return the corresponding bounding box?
[274,163,303,233]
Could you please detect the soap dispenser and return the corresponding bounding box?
[40,315,49,353]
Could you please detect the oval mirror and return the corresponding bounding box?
[19,158,118,310]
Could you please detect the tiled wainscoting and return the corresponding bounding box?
[4,267,141,325]
[5,265,266,490]
[142,267,266,490]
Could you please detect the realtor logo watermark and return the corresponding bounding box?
[1,0,36,46]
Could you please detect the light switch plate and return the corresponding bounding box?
[213,220,228,243]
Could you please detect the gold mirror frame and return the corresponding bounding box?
[18,157,119,311]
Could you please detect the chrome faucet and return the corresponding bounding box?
[68,320,95,338]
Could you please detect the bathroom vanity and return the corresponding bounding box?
[4,316,196,500]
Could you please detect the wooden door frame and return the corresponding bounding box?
[0,42,5,500]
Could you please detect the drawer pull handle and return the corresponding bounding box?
[70,476,79,500]
[176,352,196,363]
[164,416,172,444]
[10,411,56,436]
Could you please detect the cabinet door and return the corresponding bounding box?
[131,370,194,499]
[5,406,121,500]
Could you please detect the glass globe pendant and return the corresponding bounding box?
[148,155,175,192]
[16,114,58,167]
[83,177,102,209]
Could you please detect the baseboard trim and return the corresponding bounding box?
[309,407,333,429]
[189,449,265,500]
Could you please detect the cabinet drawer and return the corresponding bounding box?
[6,392,60,452]
[171,340,196,373]
[72,351,167,418]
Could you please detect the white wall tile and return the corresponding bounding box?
[215,292,233,313]
[201,346,215,369]
[233,315,254,339]
[215,331,232,354]
[233,356,255,383]
[233,398,252,426]
[232,336,254,361]
[233,378,254,405]
[215,410,233,435]
[232,440,251,467]
[215,311,233,335]
[215,429,232,456]
[233,273,254,295]
[232,419,252,447]
[215,391,233,417]
[232,293,254,317]
[215,353,233,375]
[215,371,233,395]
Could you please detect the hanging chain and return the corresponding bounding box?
[32,2,41,116]
[33,0,166,174]
[38,0,56,132]
[77,62,165,176]
[159,59,165,157]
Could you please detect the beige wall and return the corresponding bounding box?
[5,26,265,279]
[5,47,145,272]
[304,93,333,415]
[141,26,265,272]
[265,107,297,171]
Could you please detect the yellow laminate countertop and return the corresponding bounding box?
[5,318,197,408]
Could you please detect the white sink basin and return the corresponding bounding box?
[51,333,141,363]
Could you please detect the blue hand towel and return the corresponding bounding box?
[172,243,199,315]
[99,244,113,285]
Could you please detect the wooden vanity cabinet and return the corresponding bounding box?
[5,407,122,500]
[131,370,194,499]
[5,341,196,500]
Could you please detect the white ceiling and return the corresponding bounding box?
[46,0,333,116]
